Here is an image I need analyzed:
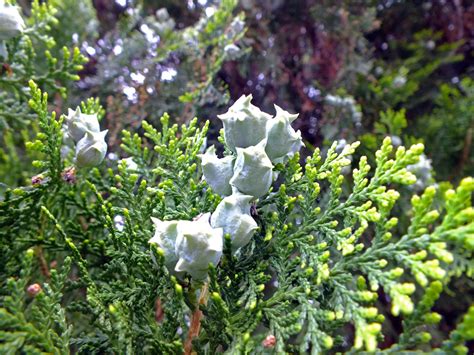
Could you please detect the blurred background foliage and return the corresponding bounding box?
[36,0,472,180]
[1,0,473,348]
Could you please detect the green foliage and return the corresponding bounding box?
[25,80,64,181]
[348,29,467,181]
[1,83,473,352]
[418,77,474,180]
[48,0,98,48]
[0,2,473,354]
[0,250,71,354]
[374,108,407,137]
[356,30,462,118]
[322,28,463,179]
[0,0,86,191]
[439,304,474,354]
[0,1,86,107]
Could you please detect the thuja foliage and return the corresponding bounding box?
[0,0,86,128]
[0,0,86,188]
[417,77,474,180]
[1,83,474,353]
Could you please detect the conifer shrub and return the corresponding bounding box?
[0,1,473,354]
[1,85,473,353]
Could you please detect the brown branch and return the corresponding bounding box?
[459,127,473,174]
[184,282,209,355]
[155,298,164,323]
[35,246,50,279]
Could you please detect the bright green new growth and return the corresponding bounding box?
[1,81,473,353]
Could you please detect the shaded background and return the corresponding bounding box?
[63,0,473,181]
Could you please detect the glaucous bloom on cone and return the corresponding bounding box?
[149,214,223,280]
[154,8,175,34]
[66,108,101,142]
[199,146,234,196]
[75,130,108,168]
[149,218,180,272]
[119,157,139,171]
[407,153,433,191]
[265,105,303,162]
[229,140,273,198]
[60,125,75,158]
[218,95,272,151]
[224,44,241,61]
[0,1,25,41]
[202,95,304,198]
[210,193,258,252]
[174,213,223,280]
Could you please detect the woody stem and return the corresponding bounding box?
[184,282,209,355]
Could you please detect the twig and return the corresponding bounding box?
[455,127,472,179]
[184,282,209,355]
[35,246,50,279]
